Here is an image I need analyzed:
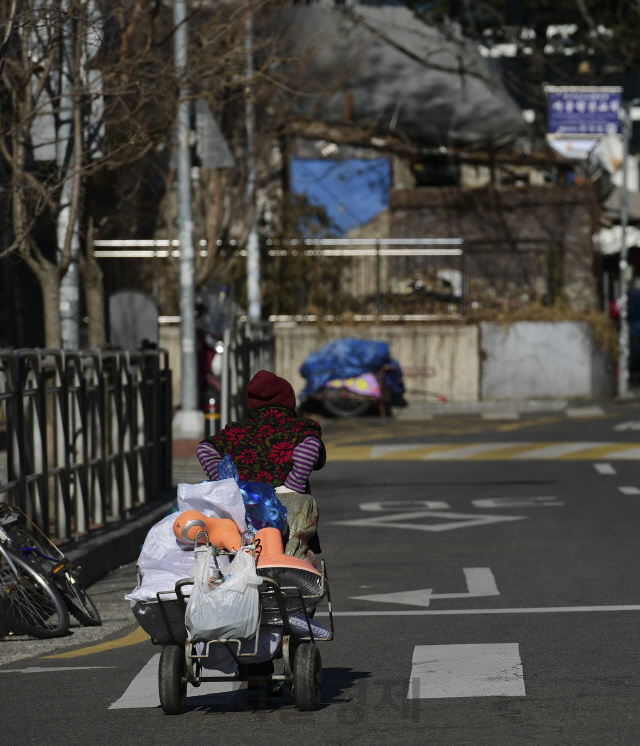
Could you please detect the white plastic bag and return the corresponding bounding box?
[185,546,262,643]
[177,479,246,532]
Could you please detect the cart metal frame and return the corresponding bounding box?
[150,534,334,714]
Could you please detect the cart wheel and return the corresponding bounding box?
[293,642,322,711]
[159,645,187,715]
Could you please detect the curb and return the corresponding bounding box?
[61,491,177,587]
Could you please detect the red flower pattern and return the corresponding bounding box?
[225,425,246,445]
[207,406,321,486]
[270,441,295,465]
[237,448,257,465]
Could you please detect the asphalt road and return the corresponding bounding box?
[3,404,640,745]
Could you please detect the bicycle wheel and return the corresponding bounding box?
[322,393,371,418]
[58,572,102,626]
[0,548,70,638]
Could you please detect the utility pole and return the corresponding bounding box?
[58,0,80,350]
[618,99,640,399]
[244,3,260,322]
[172,0,203,439]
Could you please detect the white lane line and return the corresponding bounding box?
[594,463,616,475]
[566,406,605,417]
[481,412,520,421]
[316,605,640,617]
[515,442,611,459]
[0,666,115,674]
[423,443,529,460]
[614,422,640,431]
[618,486,640,495]
[109,654,239,710]
[370,443,444,458]
[407,643,525,699]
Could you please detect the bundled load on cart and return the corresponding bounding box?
[126,456,333,715]
[299,337,405,417]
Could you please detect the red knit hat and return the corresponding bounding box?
[247,370,296,410]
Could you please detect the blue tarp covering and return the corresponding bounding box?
[290,157,390,236]
[300,338,392,396]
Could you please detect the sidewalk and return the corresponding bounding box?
[0,563,139,666]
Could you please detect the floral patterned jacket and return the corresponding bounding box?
[203,405,323,485]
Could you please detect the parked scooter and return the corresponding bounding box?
[197,328,223,437]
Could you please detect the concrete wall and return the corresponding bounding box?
[163,320,614,407]
[480,321,615,400]
[274,324,480,402]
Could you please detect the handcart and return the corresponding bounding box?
[135,534,334,715]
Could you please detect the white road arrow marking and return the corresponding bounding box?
[329,510,527,532]
[472,497,564,508]
[360,500,450,511]
[351,567,499,608]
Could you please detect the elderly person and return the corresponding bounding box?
[197,370,325,565]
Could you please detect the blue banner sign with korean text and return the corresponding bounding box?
[545,87,622,136]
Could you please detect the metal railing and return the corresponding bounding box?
[221,323,274,428]
[266,238,465,321]
[264,236,560,320]
[0,349,172,541]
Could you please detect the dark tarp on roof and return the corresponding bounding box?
[269,5,526,149]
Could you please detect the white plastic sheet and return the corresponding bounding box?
[177,479,246,532]
[185,546,262,643]
[125,511,230,604]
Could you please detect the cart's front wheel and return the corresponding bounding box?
[293,642,322,711]
[159,645,187,715]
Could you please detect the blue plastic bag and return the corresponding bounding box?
[218,455,287,532]
[300,338,391,395]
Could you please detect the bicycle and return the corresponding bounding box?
[0,540,70,639]
[0,506,101,637]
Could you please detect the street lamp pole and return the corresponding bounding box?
[172,0,203,438]
[618,98,639,399]
[245,3,260,322]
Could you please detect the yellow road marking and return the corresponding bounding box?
[556,443,640,460]
[326,442,640,461]
[326,445,373,460]
[468,442,560,460]
[44,626,150,659]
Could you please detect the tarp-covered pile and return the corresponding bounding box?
[300,337,404,397]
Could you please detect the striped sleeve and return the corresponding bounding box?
[197,441,223,480]
[284,436,323,493]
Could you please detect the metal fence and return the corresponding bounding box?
[221,322,274,427]
[265,237,558,321]
[0,349,172,541]
[266,238,465,321]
